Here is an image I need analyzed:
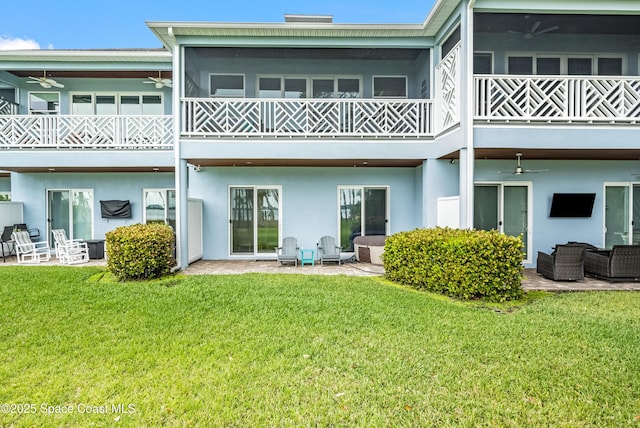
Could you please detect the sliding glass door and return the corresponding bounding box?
[604,184,640,247]
[339,186,389,251]
[48,189,93,244]
[144,189,176,231]
[229,186,281,255]
[474,183,531,262]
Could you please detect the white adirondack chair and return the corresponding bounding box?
[52,229,89,264]
[12,230,51,263]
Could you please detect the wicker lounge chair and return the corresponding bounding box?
[536,244,586,281]
[584,245,640,282]
[275,236,299,266]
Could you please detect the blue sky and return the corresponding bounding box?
[1,0,436,50]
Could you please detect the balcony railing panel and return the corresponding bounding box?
[182,98,434,138]
[0,99,18,115]
[475,75,640,123]
[0,115,173,149]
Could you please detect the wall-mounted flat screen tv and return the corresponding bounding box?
[100,200,132,219]
[549,193,595,218]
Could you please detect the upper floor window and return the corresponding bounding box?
[29,92,60,115]
[71,93,163,115]
[507,54,624,76]
[210,74,245,98]
[373,76,407,98]
[257,76,361,99]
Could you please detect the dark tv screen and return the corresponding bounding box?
[100,200,132,219]
[549,193,595,218]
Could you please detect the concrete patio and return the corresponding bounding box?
[2,255,640,291]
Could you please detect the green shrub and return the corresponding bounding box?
[383,227,523,302]
[105,223,175,281]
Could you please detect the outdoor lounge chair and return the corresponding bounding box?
[317,235,342,266]
[1,226,16,262]
[584,245,640,282]
[275,236,299,266]
[536,244,586,281]
[13,223,40,240]
[12,230,50,263]
[52,229,89,265]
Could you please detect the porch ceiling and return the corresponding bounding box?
[442,149,640,161]
[475,13,640,36]
[7,70,173,79]
[0,166,175,173]
[186,158,423,167]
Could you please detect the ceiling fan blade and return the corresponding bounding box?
[534,25,559,36]
[48,80,64,88]
[506,30,523,35]
[530,21,541,33]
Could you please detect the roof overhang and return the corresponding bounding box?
[146,0,462,49]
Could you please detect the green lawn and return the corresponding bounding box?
[0,266,639,427]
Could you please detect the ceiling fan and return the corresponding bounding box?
[504,16,559,43]
[27,71,64,88]
[498,153,549,175]
[144,71,172,89]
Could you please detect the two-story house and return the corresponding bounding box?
[1,0,639,270]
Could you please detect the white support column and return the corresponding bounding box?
[172,44,189,271]
[458,0,475,229]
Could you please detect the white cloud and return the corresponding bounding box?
[0,36,42,50]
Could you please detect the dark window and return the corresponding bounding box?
[474,53,492,74]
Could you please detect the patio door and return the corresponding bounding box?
[474,183,531,262]
[603,184,640,247]
[339,186,389,251]
[143,189,176,231]
[229,186,281,255]
[47,189,94,244]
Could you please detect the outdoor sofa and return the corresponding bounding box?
[584,245,640,282]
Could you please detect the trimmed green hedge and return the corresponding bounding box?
[383,228,524,302]
[106,223,175,281]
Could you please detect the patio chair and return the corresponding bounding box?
[12,230,50,264]
[275,236,299,266]
[1,226,16,262]
[584,245,640,282]
[13,223,40,240]
[317,235,342,266]
[536,244,586,281]
[52,229,89,265]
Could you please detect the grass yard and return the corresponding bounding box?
[0,266,639,427]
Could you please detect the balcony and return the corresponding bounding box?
[181,98,435,139]
[475,75,640,124]
[0,115,173,149]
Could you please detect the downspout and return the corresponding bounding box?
[460,0,475,228]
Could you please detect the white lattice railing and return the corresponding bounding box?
[475,75,640,123]
[0,115,173,148]
[0,99,18,115]
[182,98,434,138]
[435,42,461,131]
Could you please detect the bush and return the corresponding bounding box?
[105,223,175,281]
[383,228,524,302]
